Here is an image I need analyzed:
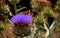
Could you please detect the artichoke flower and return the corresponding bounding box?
[11,14,33,36]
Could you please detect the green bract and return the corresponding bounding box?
[42,7,52,17]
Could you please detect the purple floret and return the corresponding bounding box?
[11,14,33,24]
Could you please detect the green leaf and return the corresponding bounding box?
[0,24,4,31]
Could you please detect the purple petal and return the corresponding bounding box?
[11,14,32,24]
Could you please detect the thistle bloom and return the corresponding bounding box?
[11,14,32,36]
[11,14,33,25]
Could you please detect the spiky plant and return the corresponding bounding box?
[54,0,60,13]
[42,7,52,17]
[35,16,44,26]
[11,14,33,38]
[55,5,60,13]
[0,5,9,12]
[0,5,10,22]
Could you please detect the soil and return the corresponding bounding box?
[0,21,15,38]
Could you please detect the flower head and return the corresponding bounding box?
[11,14,33,25]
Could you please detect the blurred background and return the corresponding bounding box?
[0,0,60,38]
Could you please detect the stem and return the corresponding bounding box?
[14,4,17,14]
[34,25,40,38]
[17,7,26,12]
[44,23,49,38]
[49,21,55,31]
